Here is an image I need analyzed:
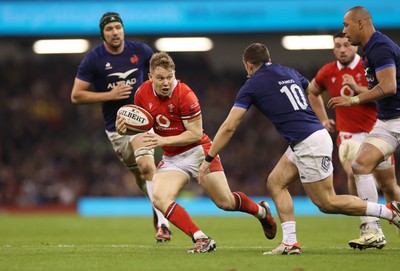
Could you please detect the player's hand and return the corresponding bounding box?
[116,115,128,134]
[327,96,352,108]
[116,115,137,135]
[198,161,210,184]
[142,133,165,149]
[342,74,359,93]
[322,119,335,133]
[110,85,133,100]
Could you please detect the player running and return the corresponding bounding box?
[199,42,400,255]
[116,52,277,253]
[308,31,399,250]
[71,12,171,242]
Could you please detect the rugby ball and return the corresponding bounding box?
[117,104,153,133]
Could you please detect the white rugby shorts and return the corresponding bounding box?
[338,131,393,170]
[285,129,333,183]
[156,145,205,181]
[105,130,154,169]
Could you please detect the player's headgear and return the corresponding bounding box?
[99,12,123,40]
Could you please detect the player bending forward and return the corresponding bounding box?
[199,43,400,255]
[116,52,277,253]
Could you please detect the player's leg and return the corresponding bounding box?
[374,164,400,203]
[200,170,276,240]
[263,150,302,255]
[338,137,385,249]
[152,170,216,253]
[106,130,170,241]
[131,133,172,242]
[302,175,399,229]
[374,160,400,236]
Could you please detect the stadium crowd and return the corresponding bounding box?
[0,50,396,207]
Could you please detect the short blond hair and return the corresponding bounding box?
[150,52,175,72]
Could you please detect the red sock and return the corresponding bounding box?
[165,202,200,238]
[232,191,259,215]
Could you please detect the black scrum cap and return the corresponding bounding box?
[99,12,123,40]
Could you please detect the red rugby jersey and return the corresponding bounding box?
[135,80,210,156]
[313,54,377,133]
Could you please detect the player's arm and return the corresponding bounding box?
[307,80,335,132]
[328,66,396,108]
[142,115,203,148]
[164,115,203,146]
[342,74,369,94]
[71,77,133,104]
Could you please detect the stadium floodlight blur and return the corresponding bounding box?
[33,39,90,54]
[155,37,213,52]
[282,35,334,50]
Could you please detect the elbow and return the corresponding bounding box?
[382,81,397,96]
[194,132,203,142]
[223,125,237,135]
[388,85,397,96]
[71,93,81,104]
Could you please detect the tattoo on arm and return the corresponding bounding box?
[376,85,385,96]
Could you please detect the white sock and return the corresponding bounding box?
[256,205,266,219]
[281,221,297,245]
[355,174,380,227]
[146,181,170,228]
[365,202,393,220]
[193,231,207,240]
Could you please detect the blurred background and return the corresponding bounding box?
[0,0,399,211]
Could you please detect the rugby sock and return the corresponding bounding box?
[355,174,380,228]
[232,192,259,216]
[365,202,393,220]
[165,202,200,238]
[146,181,170,228]
[281,221,297,245]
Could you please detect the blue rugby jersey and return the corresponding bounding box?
[234,63,324,146]
[76,40,153,131]
[363,31,400,120]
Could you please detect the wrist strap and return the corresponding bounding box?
[205,154,215,163]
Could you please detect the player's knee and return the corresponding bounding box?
[134,148,155,176]
[267,174,284,195]
[351,159,372,174]
[137,160,154,176]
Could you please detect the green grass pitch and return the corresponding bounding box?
[1,214,399,271]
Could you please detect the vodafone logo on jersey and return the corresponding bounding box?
[156,115,170,128]
[155,114,178,131]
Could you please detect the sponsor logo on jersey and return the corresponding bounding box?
[105,62,112,70]
[107,68,139,89]
[108,68,138,79]
[155,114,178,131]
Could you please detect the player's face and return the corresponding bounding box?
[103,22,124,50]
[343,12,360,46]
[149,66,175,97]
[333,37,357,66]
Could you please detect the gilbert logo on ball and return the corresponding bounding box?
[117,104,154,132]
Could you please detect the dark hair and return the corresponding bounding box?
[242,43,271,66]
[99,12,123,40]
[333,32,346,39]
